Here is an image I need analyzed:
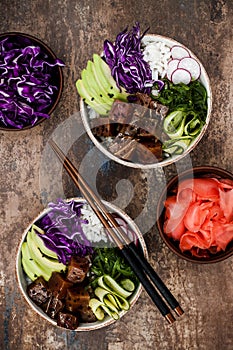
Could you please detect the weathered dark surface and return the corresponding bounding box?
[0,0,233,349]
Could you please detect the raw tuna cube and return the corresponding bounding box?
[138,139,163,163]
[90,118,118,137]
[57,312,79,330]
[109,100,133,124]
[78,305,97,323]
[66,256,90,283]
[108,137,138,161]
[118,124,138,138]
[135,92,152,108]
[43,296,64,319]
[27,276,51,305]
[48,272,73,299]
[65,286,90,313]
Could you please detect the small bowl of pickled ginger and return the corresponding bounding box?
[156,166,233,263]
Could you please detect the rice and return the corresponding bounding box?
[142,39,172,79]
[87,105,99,120]
[81,203,108,243]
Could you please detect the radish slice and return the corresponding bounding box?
[178,57,201,80]
[166,59,180,80]
[171,45,190,60]
[171,68,192,85]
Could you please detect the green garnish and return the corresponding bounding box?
[90,247,138,288]
[155,79,207,121]
[153,79,207,155]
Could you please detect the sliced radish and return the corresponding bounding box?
[171,45,190,60]
[171,68,192,85]
[178,57,201,80]
[166,59,180,80]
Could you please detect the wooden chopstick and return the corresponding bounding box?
[49,139,184,323]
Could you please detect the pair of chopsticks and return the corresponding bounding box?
[49,139,184,324]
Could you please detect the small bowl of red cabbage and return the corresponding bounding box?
[0,32,64,130]
[156,166,233,263]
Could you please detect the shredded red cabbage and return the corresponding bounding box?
[35,199,93,265]
[103,23,153,94]
[0,34,64,129]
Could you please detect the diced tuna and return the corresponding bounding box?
[27,276,51,305]
[65,286,90,313]
[48,272,73,299]
[66,256,90,283]
[43,296,64,318]
[57,312,79,330]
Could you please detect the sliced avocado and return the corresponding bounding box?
[31,224,44,234]
[30,227,58,260]
[93,54,118,94]
[81,69,112,107]
[81,68,112,107]
[21,242,51,281]
[26,230,66,273]
[76,79,110,115]
[93,54,128,101]
[86,60,113,105]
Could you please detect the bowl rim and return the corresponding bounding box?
[15,197,148,331]
[156,166,233,263]
[79,33,212,169]
[0,31,63,132]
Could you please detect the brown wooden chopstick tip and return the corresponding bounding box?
[165,313,176,324]
[174,305,184,316]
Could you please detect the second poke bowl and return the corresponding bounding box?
[16,197,147,331]
[77,24,212,169]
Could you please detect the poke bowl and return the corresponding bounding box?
[77,23,212,169]
[16,197,148,331]
[0,32,64,131]
[156,166,233,263]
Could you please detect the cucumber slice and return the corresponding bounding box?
[94,287,110,302]
[103,298,119,313]
[101,304,119,320]
[163,110,187,139]
[107,294,119,309]
[89,299,105,321]
[119,279,135,292]
[95,287,120,313]
[98,275,132,299]
[113,294,130,311]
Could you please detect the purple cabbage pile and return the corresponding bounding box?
[104,23,153,94]
[0,34,64,129]
[35,199,93,265]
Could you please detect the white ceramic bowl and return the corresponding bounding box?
[16,198,148,331]
[80,34,212,169]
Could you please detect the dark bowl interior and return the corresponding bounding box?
[156,166,233,263]
[0,32,63,131]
